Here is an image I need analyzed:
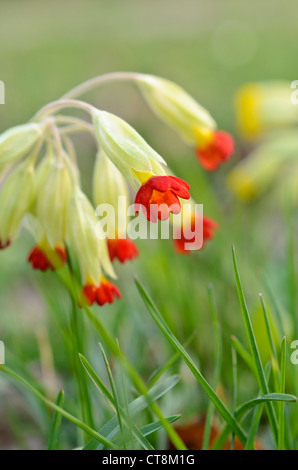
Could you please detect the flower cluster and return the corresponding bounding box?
[0,73,234,307]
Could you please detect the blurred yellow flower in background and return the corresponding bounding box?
[228,131,298,203]
[235,81,298,140]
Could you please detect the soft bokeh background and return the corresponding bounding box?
[0,0,297,449]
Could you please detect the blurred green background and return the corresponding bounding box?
[0,0,297,449]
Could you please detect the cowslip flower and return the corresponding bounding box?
[172,200,218,253]
[93,149,139,263]
[227,131,298,201]
[92,110,191,222]
[66,187,120,307]
[0,71,223,308]
[134,175,190,223]
[194,127,234,171]
[28,239,67,272]
[235,81,298,140]
[174,215,218,254]
[36,154,72,255]
[135,74,234,170]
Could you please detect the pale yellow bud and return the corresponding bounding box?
[0,159,36,245]
[93,149,129,237]
[135,74,216,144]
[0,123,43,167]
[66,188,115,285]
[36,157,72,249]
[92,110,166,188]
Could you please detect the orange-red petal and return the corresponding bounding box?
[108,238,139,263]
[196,131,234,171]
[96,280,121,306]
[82,284,98,306]
[135,175,190,223]
[28,246,54,271]
[27,245,67,272]
[174,215,219,254]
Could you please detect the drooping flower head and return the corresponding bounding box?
[93,149,139,263]
[28,241,67,272]
[92,110,191,223]
[107,238,139,263]
[135,175,190,223]
[67,187,120,307]
[195,128,234,171]
[174,214,218,254]
[0,71,227,309]
[135,74,234,170]
[171,198,218,254]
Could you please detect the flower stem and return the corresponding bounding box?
[61,72,140,100]
[31,99,96,122]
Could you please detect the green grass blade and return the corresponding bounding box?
[47,389,64,450]
[230,345,238,450]
[114,416,181,448]
[70,300,94,431]
[1,365,119,449]
[245,363,271,450]
[232,246,278,445]
[79,353,156,450]
[235,393,297,420]
[99,344,127,448]
[83,375,180,450]
[230,336,255,374]
[211,425,231,450]
[116,339,135,449]
[135,278,247,445]
[213,364,272,450]
[202,285,222,450]
[278,337,287,450]
[148,332,196,388]
[244,404,264,450]
[260,294,280,392]
[139,416,180,437]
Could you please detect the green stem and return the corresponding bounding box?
[31,99,95,122]
[61,71,139,100]
[232,246,278,446]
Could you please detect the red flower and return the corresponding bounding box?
[81,284,98,306]
[135,175,190,223]
[96,280,121,306]
[28,245,67,272]
[174,215,218,254]
[0,240,11,250]
[196,130,234,171]
[108,238,139,263]
[81,280,121,307]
